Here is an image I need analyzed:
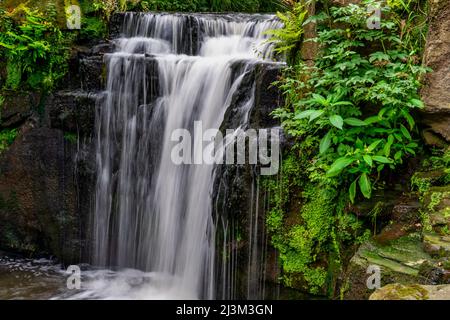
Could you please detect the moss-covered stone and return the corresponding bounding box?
[370,283,450,300]
[423,232,450,257]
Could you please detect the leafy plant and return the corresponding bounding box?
[0,5,74,90]
[266,0,429,295]
[265,0,308,63]
[274,0,429,202]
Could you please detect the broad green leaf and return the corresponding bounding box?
[372,155,393,164]
[400,124,412,140]
[344,118,367,126]
[309,110,325,122]
[384,134,394,157]
[329,115,344,130]
[326,157,355,177]
[363,155,373,166]
[294,110,318,120]
[320,131,332,154]
[402,111,415,130]
[358,173,372,199]
[394,150,402,160]
[367,139,382,152]
[349,179,357,204]
[364,116,380,125]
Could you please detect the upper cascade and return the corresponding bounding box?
[115,12,283,58]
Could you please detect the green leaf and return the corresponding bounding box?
[358,173,372,199]
[364,116,380,125]
[326,157,355,177]
[394,151,402,160]
[309,110,325,122]
[367,139,382,152]
[409,98,424,108]
[344,118,367,126]
[402,111,415,130]
[332,101,354,107]
[400,124,412,140]
[372,156,393,164]
[349,179,357,204]
[384,134,394,157]
[294,110,319,120]
[329,115,344,130]
[320,131,332,154]
[363,155,373,166]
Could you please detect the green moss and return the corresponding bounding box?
[0,128,17,154]
[370,283,429,300]
[263,152,366,295]
[64,132,77,144]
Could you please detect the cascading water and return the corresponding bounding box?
[87,13,282,300]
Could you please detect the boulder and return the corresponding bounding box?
[370,283,450,300]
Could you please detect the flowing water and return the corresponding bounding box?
[0,13,284,300]
[89,13,282,300]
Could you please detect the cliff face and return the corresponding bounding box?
[0,44,102,263]
[420,0,450,146]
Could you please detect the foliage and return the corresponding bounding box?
[266,0,429,294]
[273,0,429,203]
[0,128,17,153]
[0,5,74,91]
[265,0,308,63]
[264,151,367,294]
[64,132,78,144]
[125,0,289,13]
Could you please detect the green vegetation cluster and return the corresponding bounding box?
[266,0,430,295]
[0,4,75,91]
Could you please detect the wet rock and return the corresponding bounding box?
[370,283,450,300]
[0,91,40,129]
[46,91,97,136]
[420,0,450,143]
[80,56,105,92]
[0,127,85,263]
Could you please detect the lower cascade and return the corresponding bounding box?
[86,13,282,299]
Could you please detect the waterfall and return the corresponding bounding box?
[91,13,282,300]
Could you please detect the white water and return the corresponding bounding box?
[83,13,282,300]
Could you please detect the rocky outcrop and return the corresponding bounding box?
[0,126,81,262]
[420,0,450,145]
[0,41,105,263]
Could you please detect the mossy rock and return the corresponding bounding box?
[423,232,450,258]
[369,283,429,300]
[343,233,431,299]
[370,283,450,300]
[423,186,450,213]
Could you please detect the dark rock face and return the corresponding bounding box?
[0,127,83,263]
[0,91,40,129]
[0,38,103,263]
